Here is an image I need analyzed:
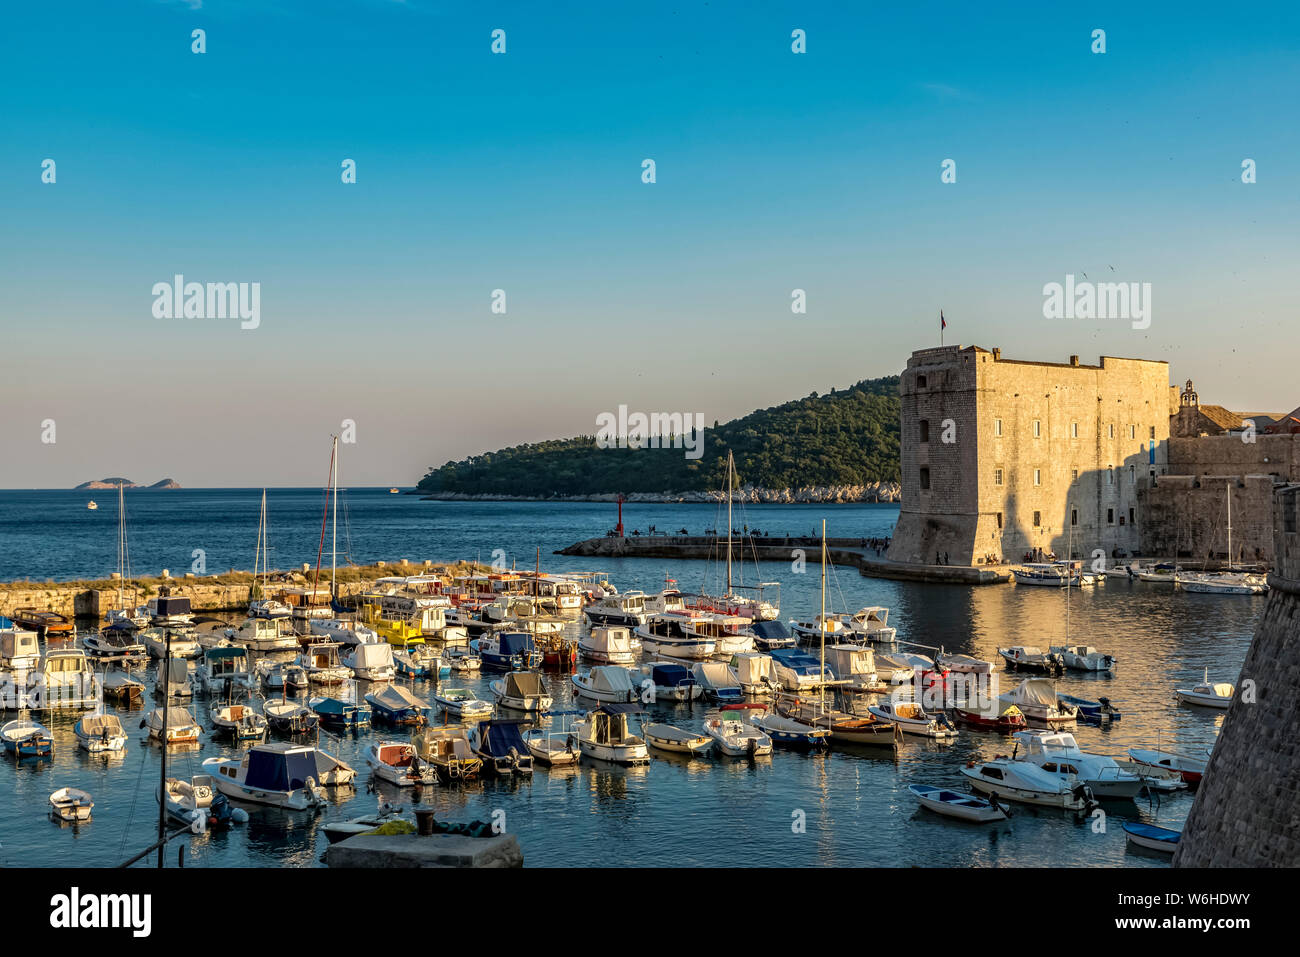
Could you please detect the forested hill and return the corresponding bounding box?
[417,377,901,497]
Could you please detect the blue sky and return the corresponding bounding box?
[2,1,1297,486]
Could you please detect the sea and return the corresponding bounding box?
[0,488,1259,867]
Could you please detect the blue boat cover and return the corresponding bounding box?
[651,664,694,686]
[1123,821,1179,842]
[206,646,248,660]
[245,746,319,790]
[0,616,12,628]
[477,720,529,757]
[497,633,534,655]
[770,648,821,670]
[598,702,644,715]
[749,620,793,640]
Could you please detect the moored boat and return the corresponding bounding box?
[1175,667,1234,709]
[144,706,202,744]
[411,725,483,782]
[961,757,1097,809]
[74,712,128,753]
[211,703,269,741]
[908,783,1008,823]
[703,710,773,757]
[643,722,712,755]
[468,718,534,775]
[203,743,328,810]
[573,703,651,765]
[2,718,53,758]
[366,740,436,786]
[571,664,639,703]
[1123,821,1180,854]
[1127,746,1207,786]
[491,670,554,712]
[49,787,94,822]
[867,698,958,739]
[365,684,432,726]
[432,687,493,719]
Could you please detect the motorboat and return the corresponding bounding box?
[196,645,255,695]
[74,712,127,753]
[643,722,712,755]
[263,698,319,735]
[955,701,1027,732]
[366,740,436,786]
[310,694,372,729]
[803,606,898,643]
[475,632,543,671]
[523,727,581,767]
[961,758,1097,809]
[144,706,202,744]
[1127,746,1207,786]
[314,749,357,787]
[411,726,483,782]
[211,703,269,741]
[468,719,534,775]
[873,653,916,684]
[141,627,201,660]
[444,647,482,673]
[342,642,396,682]
[11,607,74,640]
[1134,562,1177,584]
[147,595,194,626]
[1114,758,1188,793]
[998,646,1065,676]
[1011,564,1070,586]
[155,657,192,701]
[730,652,780,696]
[867,699,958,739]
[2,718,53,757]
[49,788,94,823]
[226,616,298,652]
[297,642,353,686]
[702,711,773,757]
[81,629,147,663]
[933,652,994,677]
[101,668,146,706]
[769,648,835,692]
[364,684,432,726]
[584,590,649,628]
[908,784,1008,823]
[634,614,716,660]
[393,646,445,679]
[999,678,1078,729]
[203,743,328,810]
[0,626,41,674]
[1057,693,1122,725]
[754,708,831,749]
[431,687,493,719]
[573,703,651,765]
[491,671,554,712]
[577,625,636,664]
[1175,668,1234,709]
[572,664,639,703]
[1050,645,1116,672]
[256,659,309,695]
[248,598,292,621]
[826,644,887,694]
[690,660,743,703]
[644,584,687,616]
[28,648,101,710]
[685,613,753,656]
[1176,572,1267,595]
[311,617,381,647]
[1123,821,1180,854]
[159,775,248,831]
[744,619,797,651]
[628,661,701,702]
[775,696,901,748]
[1012,730,1145,799]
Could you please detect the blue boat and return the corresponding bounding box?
[1058,693,1122,724]
[309,695,372,728]
[477,632,543,671]
[363,685,431,726]
[769,648,834,689]
[746,619,797,651]
[469,718,533,775]
[1122,821,1180,854]
[1,719,53,759]
[644,663,700,701]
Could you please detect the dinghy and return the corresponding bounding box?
[2,718,53,758]
[365,684,432,726]
[366,741,436,786]
[643,722,712,755]
[411,725,483,782]
[572,665,639,703]
[144,707,201,744]
[997,646,1066,675]
[1123,821,1180,854]
[754,709,831,749]
[211,703,269,741]
[573,703,651,765]
[691,661,744,703]
[1175,668,1234,709]
[908,784,1008,823]
[49,787,94,822]
[868,699,958,739]
[159,775,248,831]
[468,718,534,775]
[524,727,581,766]
[703,711,773,757]
[203,743,327,810]
[74,712,127,753]
[1127,746,1207,785]
[491,671,554,712]
[263,697,319,734]
[432,687,493,719]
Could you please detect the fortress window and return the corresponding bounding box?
[1108,468,1115,485]
[1129,465,1135,481]
[919,419,930,443]
[1034,469,1041,486]
[917,374,928,389]
[919,467,931,490]
[1149,426,1156,440]
[1033,511,1041,527]
[1071,422,1079,438]
[1129,425,1136,439]
[994,468,1004,486]
[994,418,1003,436]
[1033,420,1042,437]
[1071,469,1078,481]
[1071,509,1078,526]
[1107,508,1115,524]
[1108,424,1115,439]
[1129,507,1135,524]
[996,512,1003,529]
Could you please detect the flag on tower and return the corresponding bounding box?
[940,310,947,330]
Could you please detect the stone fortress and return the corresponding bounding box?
[888,345,1300,569]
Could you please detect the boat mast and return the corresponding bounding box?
[117,482,126,610]
[331,435,338,598]
[1226,483,1232,569]
[819,519,826,716]
[157,629,171,867]
[726,451,734,595]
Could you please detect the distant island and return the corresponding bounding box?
[417,377,901,502]
[75,478,182,490]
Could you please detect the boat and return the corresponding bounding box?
[81,630,148,662]
[2,718,53,757]
[1,625,41,681]
[364,684,432,726]
[999,678,1078,729]
[776,695,901,748]
[1123,821,1180,854]
[1011,730,1145,799]
[341,641,396,682]
[393,646,445,679]
[74,712,127,753]
[100,482,153,635]
[955,701,1027,732]
[635,613,717,660]
[147,595,194,627]
[962,758,1097,809]
[523,726,581,767]
[101,668,146,706]
[144,706,201,744]
[159,775,247,831]
[690,660,743,703]
[468,718,534,775]
[1056,693,1122,725]
[141,627,201,660]
[908,784,1009,823]
[491,670,554,712]
[1175,667,1234,709]
[411,726,483,782]
[28,648,101,710]
[628,661,701,702]
[11,607,74,640]
[1051,645,1116,672]
[868,699,958,739]
[754,708,831,749]
[87,500,97,510]
[1175,488,1269,595]
[825,644,887,694]
[431,687,494,719]
[769,648,835,692]
[1134,563,1177,584]
[365,740,436,786]
[321,803,407,844]
[256,659,309,694]
[703,711,773,757]
[573,703,651,765]
[312,616,383,648]
[211,703,269,741]
[1011,564,1070,586]
[872,653,916,684]
[577,625,636,664]
[998,646,1066,675]
[203,743,328,810]
[310,693,372,728]
[730,652,781,696]
[227,616,298,653]
[297,641,352,686]
[444,647,482,673]
[572,664,639,703]
[644,722,712,755]
[932,651,993,676]
[745,619,798,651]
[194,645,254,695]
[476,632,543,671]
[314,749,357,787]
[49,788,94,822]
[1127,746,1208,786]
[263,697,319,735]
[584,590,649,628]
[155,656,192,701]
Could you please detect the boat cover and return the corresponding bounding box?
[476,719,529,757]
[748,620,793,641]
[504,671,547,697]
[588,666,635,695]
[731,654,777,685]
[496,633,535,655]
[155,597,192,615]
[369,684,428,713]
[1008,678,1058,708]
[77,714,124,737]
[598,702,644,715]
[585,627,632,653]
[245,745,320,790]
[770,649,823,673]
[151,707,197,729]
[348,642,394,670]
[165,658,189,684]
[827,645,874,675]
[650,663,694,687]
[693,661,739,689]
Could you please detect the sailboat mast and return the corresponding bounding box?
[117,482,126,609]
[157,629,171,867]
[819,519,826,714]
[331,436,338,596]
[1226,483,1232,568]
[726,451,733,595]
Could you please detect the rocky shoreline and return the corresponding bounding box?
[419,482,901,504]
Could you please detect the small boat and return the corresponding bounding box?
[572,664,639,703]
[203,743,328,810]
[444,647,482,673]
[310,694,372,728]
[1123,821,1180,854]
[393,646,445,679]
[584,591,649,628]
[868,699,958,739]
[644,722,712,755]
[228,616,298,651]
[341,641,396,682]
[297,642,353,686]
[144,707,201,744]
[476,632,544,671]
[578,625,637,664]
[321,803,406,844]
[81,630,147,662]
[1127,746,1207,786]
[1176,572,1267,595]
[1011,564,1070,586]
[432,687,493,719]
[691,661,744,703]
[257,659,309,694]
[1051,645,1116,672]
[769,648,835,691]
[49,787,94,822]
[955,701,1027,732]
[1175,668,1234,709]
[524,727,581,766]
[196,645,255,695]
[825,645,887,694]
[147,595,195,627]
[745,619,798,651]
[872,653,916,684]
[1012,730,1145,799]
[634,613,715,660]
[159,775,248,831]
[703,711,773,757]
[573,703,651,765]
[908,784,1008,823]
[366,741,436,786]
[775,696,900,748]
[263,698,319,735]
[961,758,1097,809]
[141,627,201,660]
[411,726,483,782]
[933,651,994,676]
[87,501,97,510]
[311,617,382,648]
[1114,758,1188,793]
[2,718,53,757]
[12,607,74,640]
[74,712,127,753]
[156,657,193,700]
[389,488,400,494]
[469,718,534,775]
[730,652,781,696]
[998,646,1065,675]
[1057,693,1122,725]
[629,661,701,702]
[754,710,831,750]
[314,749,357,787]
[211,703,269,741]
[486,672,550,715]
[1000,678,1078,729]
[101,669,146,706]
[365,684,432,726]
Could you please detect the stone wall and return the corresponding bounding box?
[1174,484,1300,867]
[1168,433,1300,481]
[1138,474,1278,565]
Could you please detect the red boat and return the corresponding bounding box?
[955,703,1027,732]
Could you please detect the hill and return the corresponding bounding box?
[74,478,182,490]
[417,377,900,498]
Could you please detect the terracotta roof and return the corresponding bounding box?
[1199,405,1242,432]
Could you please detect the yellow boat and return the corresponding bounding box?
[361,603,425,647]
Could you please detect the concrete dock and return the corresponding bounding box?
[323,833,523,868]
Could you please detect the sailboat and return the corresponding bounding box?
[693,451,780,621]
[102,483,150,632]
[1048,508,1118,673]
[309,436,380,644]
[1176,486,1268,595]
[248,489,292,620]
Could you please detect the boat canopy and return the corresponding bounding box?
[504,671,547,697]
[1008,678,1058,708]
[151,707,197,729]
[693,661,739,688]
[154,596,192,615]
[165,658,188,684]
[497,633,535,655]
[77,714,125,736]
[370,684,427,712]
[747,619,793,641]
[650,663,694,687]
[770,648,825,674]
[349,643,394,669]
[246,744,320,790]
[1,630,39,661]
[205,646,248,661]
[586,626,632,651]
[731,653,777,685]
[588,666,635,695]
[476,719,529,757]
[598,702,644,715]
[827,644,875,674]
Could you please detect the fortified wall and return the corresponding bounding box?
[1138,474,1278,565]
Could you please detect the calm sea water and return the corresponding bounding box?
[0,490,1258,867]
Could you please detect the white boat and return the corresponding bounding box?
[703,711,773,757]
[644,583,687,616]
[247,489,292,623]
[226,617,298,652]
[0,626,41,674]
[627,661,702,702]
[49,787,94,822]
[27,648,101,710]
[145,706,202,744]
[933,651,994,676]
[1176,572,1266,595]
[203,743,328,809]
[256,659,308,694]
[1051,645,1116,672]
[643,722,712,755]
[1123,822,1180,854]
[312,618,382,647]
[867,699,958,739]
[444,647,482,673]
[1175,668,1234,708]
[634,614,716,660]
[1127,747,1207,786]
[297,641,353,686]
[1012,563,1070,586]
[730,652,781,696]
[585,591,649,628]
[2,718,53,757]
[908,784,1008,823]
[754,709,832,749]
[577,625,636,664]
[1012,730,1145,799]
[74,712,127,753]
[998,646,1066,675]
[159,775,248,831]
[342,641,396,682]
[872,653,916,684]
[523,727,581,766]
[315,749,356,787]
[196,645,255,694]
[826,644,886,693]
[366,740,436,786]
[690,660,743,703]
[432,687,493,719]
[962,758,1096,809]
[571,664,639,703]
[147,595,195,626]
[141,627,201,660]
[572,704,650,764]
[211,703,269,741]
[999,678,1078,729]
[491,671,554,712]
[1134,565,1177,584]
[263,697,319,735]
[411,725,483,782]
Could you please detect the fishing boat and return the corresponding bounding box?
[628,661,701,702]
[227,616,298,652]
[364,684,432,726]
[730,652,780,696]
[573,703,651,765]
[412,725,483,782]
[578,626,636,664]
[691,660,743,703]
[634,614,717,660]
[74,712,127,753]
[256,659,309,694]
[29,648,101,710]
[1056,693,1122,725]
[999,678,1079,729]
[2,718,53,757]
[745,619,798,651]
[365,741,436,786]
[159,775,248,831]
[141,627,201,660]
[297,641,352,686]
[341,641,396,682]
[584,590,649,628]
[523,726,581,767]
[571,664,639,703]
[310,693,372,729]
[476,632,543,671]
[1011,564,1070,586]
[769,648,835,691]
[703,711,773,757]
[1011,730,1145,799]
[961,758,1097,809]
[1051,645,1116,672]
[491,670,554,712]
[11,607,74,640]
[431,687,493,719]
[211,703,269,741]
[203,743,328,810]
[1175,667,1234,709]
[1127,746,1207,785]
[468,719,534,775]
[144,706,201,744]
[908,784,1009,823]
[263,697,319,735]
[998,646,1066,675]
[643,722,712,755]
[49,788,94,822]
[955,701,1027,732]
[867,699,958,739]
[195,645,254,695]
[101,668,146,706]
[1123,821,1180,854]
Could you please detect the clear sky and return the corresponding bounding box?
[2,1,1297,487]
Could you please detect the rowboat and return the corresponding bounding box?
[1127,747,1207,786]
[411,726,483,782]
[2,719,53,758]
[908,784,1008,823]
[431,687,493,719]
[365,741,436,786]
[1123,821,1180,854]
[703,711,772,757]
[644,722,712,755]
[1175,668,1234,709]
[263,698,319,735]
[49,787,94,822]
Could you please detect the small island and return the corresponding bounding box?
[75,477,182,490]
